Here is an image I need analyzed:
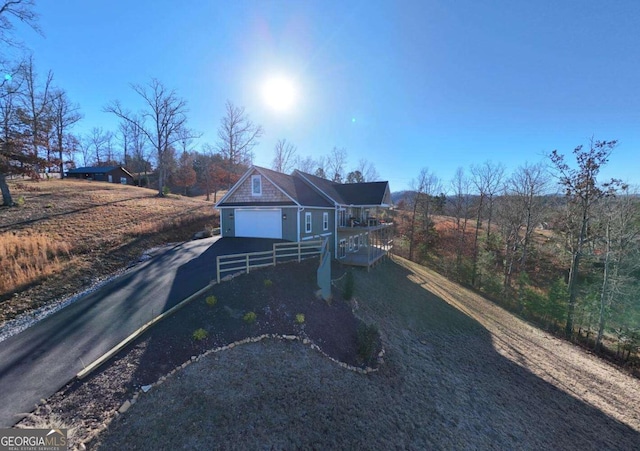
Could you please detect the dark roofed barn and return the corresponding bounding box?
[66,166,134,185]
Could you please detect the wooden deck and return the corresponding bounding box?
[339,245,390,268]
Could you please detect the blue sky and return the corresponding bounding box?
[19,0,640,191]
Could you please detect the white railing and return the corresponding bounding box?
[216,240,324,283]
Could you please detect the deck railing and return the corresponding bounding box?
[216,240,324,283]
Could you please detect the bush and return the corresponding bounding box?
[343,270,355,300]
[263,279,273,288]
[243,311,257,324]
[357,322,380,365]
[192,328,208,341]
[205,295,217,307]
[162,185,171,195]
[295,313,305,324]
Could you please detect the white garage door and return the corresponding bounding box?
[235,209,282,239]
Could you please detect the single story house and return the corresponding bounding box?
[66,166,134,185]
[215,166,394,266]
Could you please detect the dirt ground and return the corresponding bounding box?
[85,256,640,450]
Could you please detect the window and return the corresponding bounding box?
[338,209,346,227]
[120,177,127,185]
[305,212,312,233]
[251,175,262,196]
[348,236,354,251]
[354,235,359,251]
[323,212,329,231]
[339,239,347,259]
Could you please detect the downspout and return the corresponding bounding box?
[334,204,339,258]
[297,207,304,241]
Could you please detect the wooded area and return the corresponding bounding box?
[393,142,640,373]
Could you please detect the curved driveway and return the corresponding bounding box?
[0,237,282,427]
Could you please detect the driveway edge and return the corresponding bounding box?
[76,282,215,380]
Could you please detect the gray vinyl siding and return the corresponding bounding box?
[220,208,236,237]
[299,208,335,254]
[281,207,298,241]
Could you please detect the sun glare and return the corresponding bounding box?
[262,76,296,112]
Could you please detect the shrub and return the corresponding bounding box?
[192,328,208,341]
[357,322,380,365]
[205,295,217,307]
[295,313,305,324]
[343,270,355,300]
[263,279,273,287]
[162,185,171,195]
[243,311,257,324]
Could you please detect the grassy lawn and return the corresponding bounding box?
[0,179,218,322]
[92,256,640,450]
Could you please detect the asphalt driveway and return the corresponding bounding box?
[0,237,285,427]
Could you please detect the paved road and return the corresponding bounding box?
[0,237,284,427]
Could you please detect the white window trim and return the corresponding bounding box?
[339,239,347,259]
[251,175,262,196]
[322,212,329,231]
[305,212,312,233]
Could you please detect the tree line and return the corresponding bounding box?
[0,1,378,206]
[395,140,640,368]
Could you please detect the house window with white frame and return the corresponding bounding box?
[251,175,262,196]
[322,212,329,231]
[348,236,354,251]
[305,212,312,233]
[339,239,347,259]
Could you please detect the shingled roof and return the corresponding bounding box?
[217,166,391,208]
[68,166,118,174]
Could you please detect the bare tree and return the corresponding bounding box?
[271,138,297,173]
[593,185,640,351]
[496,162,549,302]
[326,146,347,182]
[0,1,39,46]
[0,0,40,205]
[105,78,191,196]
[296,155,316,174]
[354,158,380,182]
[549,138,619,337]
[406,167,441,261]
[84,127,112,166]
[217,100,263,186]
[20,55,53,164]
[50,88,82,176]
[470,160,505,286]
[449,167,473,274]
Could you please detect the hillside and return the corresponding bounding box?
[0,179,218,323]
[86,255,640,449]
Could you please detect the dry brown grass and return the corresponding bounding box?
[0,179,218,321]
[0,232,72,293]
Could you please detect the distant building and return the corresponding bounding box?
[66,166,134,185]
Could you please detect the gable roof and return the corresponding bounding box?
[216,165,391,208]
[294,170,391,206]
[68,166,117,174]
[67,166,134,177]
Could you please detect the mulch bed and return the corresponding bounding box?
[19,258,378,447]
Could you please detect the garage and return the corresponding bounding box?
[235,209,282,239]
